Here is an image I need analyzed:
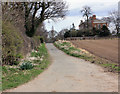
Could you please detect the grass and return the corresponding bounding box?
[61,42,71,46]
[54,41,120,73]
[101,63,120,71]
[2,43,50,90]
[54,41,92,60]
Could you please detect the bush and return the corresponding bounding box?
[13,61,20,65]
[31,51,42,57]
[20,61,34,70]
[64,31,70,38]
[16,54,23,59]
[77,30,83,37]
[70,30,77,37]
[92,26,111,37]
[83,29,91,36]
[40,37,44,43]
[2,21,23,65]
[99,25,111,37]
[95,29,101,36]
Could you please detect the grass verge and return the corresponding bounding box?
[2,43,50,90]
[54,40,120,73]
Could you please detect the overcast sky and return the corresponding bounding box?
[44,0,119,32]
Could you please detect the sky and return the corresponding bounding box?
[44,0,119,32]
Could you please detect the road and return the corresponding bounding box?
[5,43,118,92]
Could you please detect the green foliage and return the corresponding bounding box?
[91,26,111,37]
[31,52,38,57]
[64,29,93,38]
[54,41,120,73]
[54,41,92,60]
[77,30,83,37]
[69,47,78,51]
[31,51,42,57]
[83,29,92,36]
[37,44,48,56]
[13,61,20,65]
[2,43,50,90]
[99,25,111,37]
[2,66,8,74]
[25,29,35,37]
[31,44,47,58]
[2,21,23,65]
[33,60,41,64]
[102,63,120,71]
[16,53,23,59]
[61,42,71,46]
[92,28,101,36]
[20,61,34,70]
[40,37,44,43]
[64,26,111,38]
[117,33,120,37]
[70,30,77,37]
[64,31,70,38]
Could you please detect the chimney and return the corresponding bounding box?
[92,15,96,20]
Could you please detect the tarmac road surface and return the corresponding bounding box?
[5,43,118,92]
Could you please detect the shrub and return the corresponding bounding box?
[31,51,42,57]
[64,31,70,38]
[99,25,111,37]
[40,37,44,43]
[16,54,23,59]
[2,21,23,65]
[13,61,20,65]
[20,61,34,70]
[77,30,83,37]
[70,30,77,37]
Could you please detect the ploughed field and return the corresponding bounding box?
[70,39,118,63]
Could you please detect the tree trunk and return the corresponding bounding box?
[87,15,89,28]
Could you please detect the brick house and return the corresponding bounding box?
[79,15,108,30]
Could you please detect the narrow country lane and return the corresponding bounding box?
[5,43,118,92]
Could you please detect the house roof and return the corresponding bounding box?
[79,15,107,28]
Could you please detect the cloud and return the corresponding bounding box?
[45,0,119,32]
[68,0,118,16]
[45,16,82,32]
[65,0,119,10]
[68,8,81,17]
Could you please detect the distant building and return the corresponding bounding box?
[79,15,108,30]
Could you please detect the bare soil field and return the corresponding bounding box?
[70,39,118,63]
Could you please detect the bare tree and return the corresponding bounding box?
[2,2,25,24]
[23,1,68,37]
[109,10,120,35]
[35,23,48,42]
[101,17,111,26]
[81,6,92,28]
[2,1,68,37]
[57,29,68,40]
